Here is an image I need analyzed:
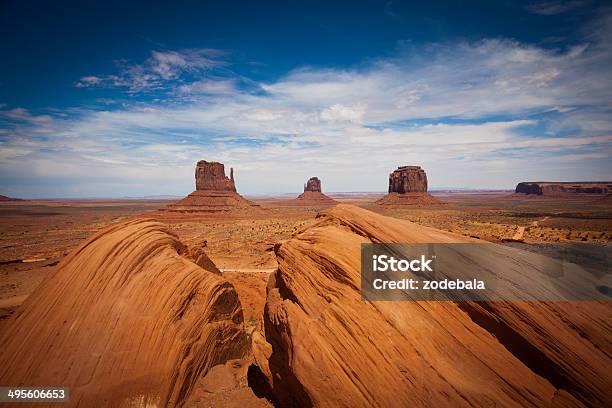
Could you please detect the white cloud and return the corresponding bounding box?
[320,104,366,122]
[149,49,224,79]
[75,76,102,87]
[75,48,227,92]
[178,79,236,94]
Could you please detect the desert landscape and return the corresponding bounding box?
[1,2,611,406]
[0,161,610,407]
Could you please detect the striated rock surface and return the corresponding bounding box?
[377,165,442,206]
[292,177,337,207]
[259,204,611,407]
[196,160,236,192]
[516,181,612,196]
[164,160,265,216]
[0,219,248,407]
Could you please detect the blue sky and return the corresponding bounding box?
[1,0,611,197]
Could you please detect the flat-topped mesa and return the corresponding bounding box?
[376,165,443,206]
[515,181,612,196]
[195,160,236,192]
[304,177,322,193]
[388,165,428,193]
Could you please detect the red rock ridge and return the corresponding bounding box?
[0,218,248,406]
[257,204,611,407]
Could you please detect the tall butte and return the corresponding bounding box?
[164,160,264,215]
[376,165,443,206]
[292,176,337,206]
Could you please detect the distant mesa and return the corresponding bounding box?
[291,177,337,206]
[376,165,443,206]
[515,181,612,196]
[388,165,428,193]
[0,194,22,201]
[303,176,322,193]
[163,160,265,215]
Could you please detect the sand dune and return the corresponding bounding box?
[260,204,611,407]
[0,219,248,407]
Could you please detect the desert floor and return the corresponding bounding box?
[0,192,610,406]
[2,193,610,329]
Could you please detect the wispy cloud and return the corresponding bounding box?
[384,1,400,21]
[75,48,227,93]
[526,1,587,15]
[177,79,237,95]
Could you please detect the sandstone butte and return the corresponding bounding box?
[256,204,611,407]
[164,160,265,215]
[515,181,612,196]
[292,177,337,206]
[376,165,443,206]
[0,218,248,406]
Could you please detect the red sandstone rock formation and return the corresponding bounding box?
[163,160,265,215]
[293,177,337,206]
[377,165,443,206]
[388,165,427,193]
[256,204,611,407]
[195,160,236,192]
[0,219,248,406]
[166,190,264,214]
[376,191,443,206]
[515,181,612,196]
[303,177,322,193]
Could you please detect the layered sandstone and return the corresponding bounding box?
[0,219,248,406]
[292,177,337,206]
[164,160,265,215]
[516,181,612,196]
[377,165,443,206]
[257,204,611,407]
